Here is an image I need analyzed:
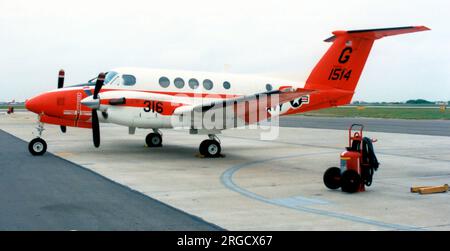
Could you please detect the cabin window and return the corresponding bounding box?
[159,76,170,88]
[266,84,273,91]
[203,79,213,90]
[174,77,185,89]
[189,78,199,89]
[122,74,136,86]
[223,81,231,89]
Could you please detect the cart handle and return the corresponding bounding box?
[350,124,364,131]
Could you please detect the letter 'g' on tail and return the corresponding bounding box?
[304,26,430,98]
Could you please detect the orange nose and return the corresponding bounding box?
[25,96,44,114]
[25,89,87,119]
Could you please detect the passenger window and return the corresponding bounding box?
[122,75,136,86]
[174,78,185,89]
[266,84,273,91]
[189,78,199,89]
[203,79,213,90]
[159,76,170,88]
[223,81,231,89]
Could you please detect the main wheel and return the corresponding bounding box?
[341,170,361,193]
[28,138,47,156]
[145,133,162,147]
[323,167,341,190]
[199,140,221,158]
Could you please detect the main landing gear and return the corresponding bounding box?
[146,129,222,158]
[199,134,222,158]
[145,129,163,147]
[28,121,47,156]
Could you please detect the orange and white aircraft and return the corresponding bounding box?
[25,26,429,157]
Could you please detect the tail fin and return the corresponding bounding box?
[304,26,430,94]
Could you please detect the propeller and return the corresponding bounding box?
[57,69,65,88]
[58,69,67,133]
[91,72,105,148]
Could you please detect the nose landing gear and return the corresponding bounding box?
[28,120,47,156]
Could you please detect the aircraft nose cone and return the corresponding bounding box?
[25,96,43,114]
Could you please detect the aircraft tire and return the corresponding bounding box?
[28,138,47,156]
[146,133,162,147]
[199,140,221,158]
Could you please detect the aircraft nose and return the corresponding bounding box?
[25,96,44,114]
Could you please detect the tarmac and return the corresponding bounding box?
[0,129,221,230]
[1,112,450,230]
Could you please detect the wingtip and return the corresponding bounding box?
[416,25,431,31]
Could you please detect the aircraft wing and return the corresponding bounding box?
[173,87,316,126]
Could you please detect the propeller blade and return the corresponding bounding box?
[93,72,105,99]
[58,69,65,89]
[92,109,100,148]
[60,125,67,133]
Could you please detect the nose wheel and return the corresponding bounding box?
[199,134,222,158]
[29,138,47,156]
[29,119,47,156]
[146,131,162,147]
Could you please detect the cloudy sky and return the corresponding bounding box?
[0,0,448,102]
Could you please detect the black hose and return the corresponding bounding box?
[362,137,380,186]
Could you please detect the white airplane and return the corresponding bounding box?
[25,26,429,157]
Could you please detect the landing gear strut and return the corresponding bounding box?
[199,134,222,158]
[28,120,47,156]
[146,129,162,147]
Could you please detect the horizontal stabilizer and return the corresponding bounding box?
[324,26,430,42]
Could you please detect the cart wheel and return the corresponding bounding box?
[323,167,341,189]
[341,170,361,193]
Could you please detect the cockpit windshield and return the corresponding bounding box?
[87,71,119,85]
[66,71,120,88]
[104,71,118,84]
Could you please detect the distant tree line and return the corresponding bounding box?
[353,99,449,105]
[405,99,434,104]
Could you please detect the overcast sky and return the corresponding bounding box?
[0,0,448,102]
